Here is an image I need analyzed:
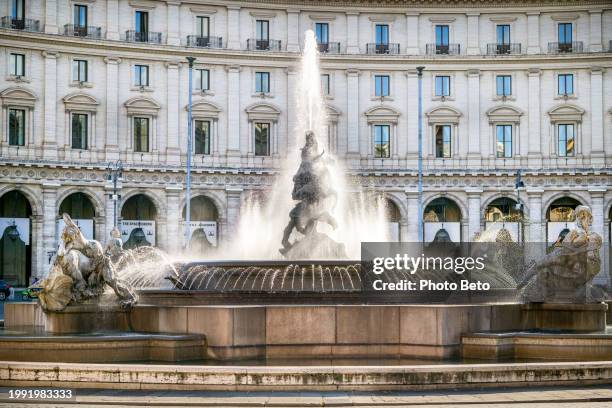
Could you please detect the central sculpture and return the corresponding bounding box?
[279,131,347,259]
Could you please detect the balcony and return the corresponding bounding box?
[64,24,102,39]
[365,43,400,55]
[125,30,162,44]
[548,41,584,53]
[246,39,282,51]
[426,44,461,55]
[486,43,521,55]
[0,16,40,31]
[317,42,341,54]
[187,35,223,48]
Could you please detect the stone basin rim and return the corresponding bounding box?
[182,260,362,268]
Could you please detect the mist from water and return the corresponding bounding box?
[218,30,389,260]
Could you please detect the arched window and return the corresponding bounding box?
[121,194,157,248]
[0,191,33,286]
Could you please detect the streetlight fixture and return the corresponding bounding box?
[106,160,123,229]
[416,66,425,242]
[184,56,196,249]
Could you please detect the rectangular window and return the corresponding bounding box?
[254,122,270,156]
[435,125,451,158]
[134,65,149,87]
[135,11,149,33]
[196,16,210,38]
[315,23,329,44]
[133,117,149,152]
[71,113,88,150]
[435,76,450,97]
[255,71,270,93]
[558,23,572,44]
[496,75,512,96]
[256,20,269,41]
[374,75,390,97]
[11,0,24,20]
[74,4,87,27]
[9,53,25,77]
[375,24,389,45]
[496,25,510,45]
[194,120,210,155]
[321,74,330,95]
[374,124,390,158]
[8,108,25,146]
[558,124,574,157]
[496,125,512,158]
[436,25,449,46]
[558,74,573,95]
[72,59,88,82]
[196,68,210,90]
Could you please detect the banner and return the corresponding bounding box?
[484,222,521,242]
[424,222,461,243]
[120,220,156,246]
[56,218,94,240]
[547,221,575,244]
[0,217,30,245]
[183,221,217,247]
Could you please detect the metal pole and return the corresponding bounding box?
[417,66,424,242]
[185,57,195,249]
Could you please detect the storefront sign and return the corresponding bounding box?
[0,217,30,245]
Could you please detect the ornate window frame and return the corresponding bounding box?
[124,96,160,154]
[425,106,462,159]
[364,105,400,159]
[548,104,584,157]
[245,102,281,158]
[486,105,524,158]
[0,87,37,150]
[187,100,221,157]
[62,92,99,154]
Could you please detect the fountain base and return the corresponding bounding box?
[283,231,347,259]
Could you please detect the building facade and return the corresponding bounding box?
[0,0,611,285]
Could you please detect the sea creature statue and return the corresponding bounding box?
[523,205,605,303]
[280,131,347,259]
[31,214,138,312]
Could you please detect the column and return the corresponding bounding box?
[466,189,482,240]
[527,68,542,166]
[466,13,480,55]
[590,67,605,166]
[167,1,181,46]
[31,215,42,281]
[346,69,360,165]
[589,188,606,285]
[44,0,57,34]
[405,70,418,166]
[104,57,121,160]
[346,12,360,54]
[526,188,544,260]
[166,62,181,164]
[42,51,59,160]
[405,190,419,242]
[467,69,480,165]
[166,187,182,252]
[42,183,60,275]
[103,185,116,244]
[226,65,241,165]
[286,9,300,52]
[526,12,540,54]
[589,10,603,52]
[405,13,419,55]
[225,187,242,244]
[227,6,241,49]
[106,0,119,40]
[286,67,298,154]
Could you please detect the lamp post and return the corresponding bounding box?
[106,160,123,229]
[417,66,425,242]
[184,56,195,249]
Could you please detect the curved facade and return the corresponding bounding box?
[0,0,611,283]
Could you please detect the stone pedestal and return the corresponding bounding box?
[521,302,607,332]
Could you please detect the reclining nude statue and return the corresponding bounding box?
[32,214,138,311]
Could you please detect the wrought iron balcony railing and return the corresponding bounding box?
[365,43,400,55]
[0,16,40,31]
[246,38,282,51]
[486,43,522,55]
[125,30,162,44]
[548,41,584,53]
[64,24,102,39]
[426,44,461,55]
[317,42,341,54]
[186,35,223,48]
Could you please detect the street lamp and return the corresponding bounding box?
[416,66,425,242]
[106,160,123,228]
[184,56,196,249]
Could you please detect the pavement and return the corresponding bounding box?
[0,385,610,407]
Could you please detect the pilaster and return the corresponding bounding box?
[227,6,241,50]
[590,67,605,167]
[589,10,603,52]
[346,69,360,165]
[44,0,58,34]
[467,69,481,165]
[42,183,60,277]
[166,2,181,46]
[527,68,542,167]
[106,0,119,40]
[346,12,360,54]
[225,187,243,244]
[405,189,419,242]
[225,65,242,165]
[405,13,419,55]
[104,57,121,161]
[466,188,482,240]
[466,13,480,55]
[42,51,59,160]
[166,61,181,164]
[166,186,182,252]
[526,12,541,54]
[286,9,300,52]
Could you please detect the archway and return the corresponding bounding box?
[58,192,96,240]
[0,191,32,286]
[423,197,462,243]
[182,196,219,253]
[485,197,523,242]
[546,196,581,244]
[384,198,401,242]
[121,194,157,249]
